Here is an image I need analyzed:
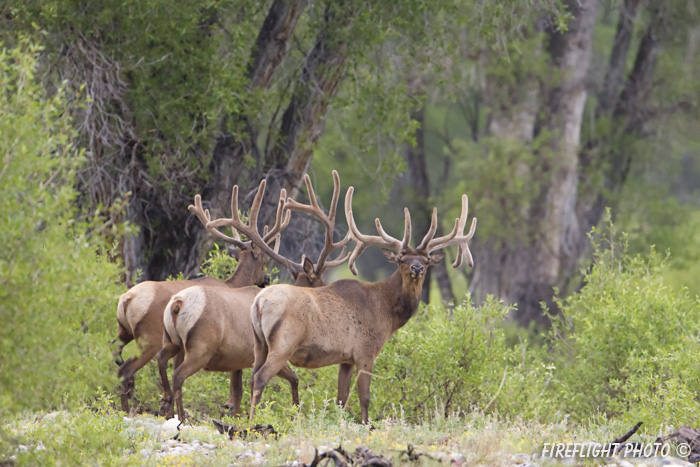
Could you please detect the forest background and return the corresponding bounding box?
[3,0,700,464]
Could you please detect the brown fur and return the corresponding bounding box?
[249,251,444,424]
[157,258,325,421]
[114,249,267,413]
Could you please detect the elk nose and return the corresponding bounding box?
[411,264,424,275]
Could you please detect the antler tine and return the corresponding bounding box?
[246,179,267,233]
[284,170,348,275]
[426,195,478,268]
[374,218,404,251]
[206,180,303,274]
[417,208,438,251]
[263,188,291,243]
[328,170,341,223]
[322,245,351,268]
[345,186,403,275]
[401,208,412,250]
[189,194,248,249]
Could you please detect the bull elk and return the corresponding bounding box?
[249,187,477,424]
[158,171,350,421]
[114,181,290,413]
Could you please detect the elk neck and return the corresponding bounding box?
[378,268,424,332]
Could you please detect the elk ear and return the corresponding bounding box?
[428,251,446,265]
[303,257,316,277]
[227,246,240,260]
[381,249,400,263]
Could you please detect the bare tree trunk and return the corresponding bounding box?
[469,0,599,326]
[469,1,671,327]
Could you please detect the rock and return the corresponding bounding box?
[140,449,151,458]
[202,443,217,450]
[42,411,68,422]
[160,416,181,439]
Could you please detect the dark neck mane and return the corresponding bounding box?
[382,269,424,331]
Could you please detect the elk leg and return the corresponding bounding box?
[156,343,181,416]
[250,350,292,419]
[276,364,299,406]
[250,331,268,389]
[337,363,353,408]
[224,370,243,416]
[169,347,211,422]
[117,343,160,413]
[356,360,375,425]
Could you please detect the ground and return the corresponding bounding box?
[1,407,696,466]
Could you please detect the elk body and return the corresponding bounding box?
[249,187,476,424]
[158,171,350,421]
[114,183,289,413]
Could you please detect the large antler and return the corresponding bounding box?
[284,170,351,275]
[344,186,413,275]
[417,195,477,268]
[189,180,291,256]
[345,187,477,274]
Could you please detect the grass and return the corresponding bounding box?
[0,392,677,466]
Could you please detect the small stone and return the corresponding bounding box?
[163,439,178,448]
[43,411,68,421]
[140,449,151,458]
[202,443,217,450]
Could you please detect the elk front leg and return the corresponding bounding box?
[156,344,182,416]
[224,370,243,416]
[356,360,375,425]
[337,363,353,408]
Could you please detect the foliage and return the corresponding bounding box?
[546,215,700,426]
[0,40,124,419]
[199,243,239,281]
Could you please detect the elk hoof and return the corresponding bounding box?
[159,398,172,416]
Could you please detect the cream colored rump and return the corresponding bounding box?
[118,281,159,335]
[163,286,207,347]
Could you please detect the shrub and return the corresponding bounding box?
[546,217,700,426]
[0,40,124,419]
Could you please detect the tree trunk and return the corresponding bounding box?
[141,0,306,281]
[255,2,349,238]
[469,0,600,327]
[470,1,670,327]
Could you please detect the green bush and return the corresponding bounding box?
[546,218,700,426]
[0,40,124,419]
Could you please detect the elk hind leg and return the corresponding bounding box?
[356,360,375,425]
[156,343,182,416]
[249,349,294,419]
[117,342,159,414]
[169,346,211,422]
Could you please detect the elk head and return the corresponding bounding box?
[188,180,291,287]
[345,187,477,292]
